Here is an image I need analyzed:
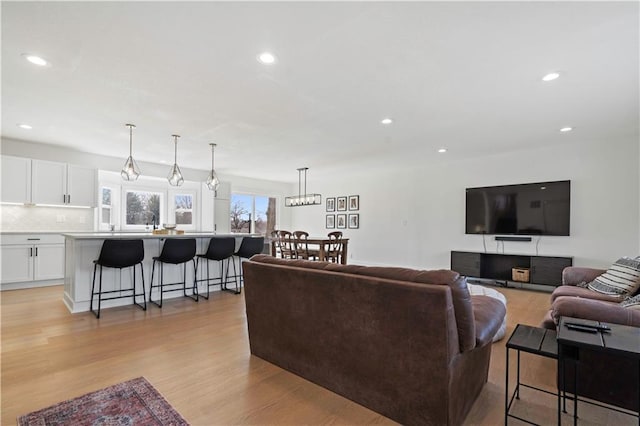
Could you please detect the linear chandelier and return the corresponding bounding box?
[285,167,321,207]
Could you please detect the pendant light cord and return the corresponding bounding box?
[173,135,179,164]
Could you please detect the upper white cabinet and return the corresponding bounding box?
[31,159,96,207]
[1,156,32,203]
[32,160,67,205]
[67,164,97,207]
[214,182,231,200]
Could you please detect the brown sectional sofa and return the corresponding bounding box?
[542,266,639,412]
[242,254,506,425]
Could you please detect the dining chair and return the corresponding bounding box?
[326,231,344,263]
[293,231,318,260]
[278,230,297,259]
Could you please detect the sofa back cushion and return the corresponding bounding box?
[249,255,476,352]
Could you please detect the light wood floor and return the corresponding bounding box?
[1,284,635,425]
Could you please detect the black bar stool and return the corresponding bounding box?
[149,238,198,307]
[195,237,237,299]
[228,236,265,294]
[90,239,146,319]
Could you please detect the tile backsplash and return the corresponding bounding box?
[0,205,94,231]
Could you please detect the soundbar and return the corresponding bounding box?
[494,236,532,242]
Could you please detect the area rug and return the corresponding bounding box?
[17,377,188,426]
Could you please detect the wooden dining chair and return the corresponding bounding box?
[293,231,318,260]
[270,230,281,257]
[326,231,343,263]
[278,231,297,259]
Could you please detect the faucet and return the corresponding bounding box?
[152,214,158,230]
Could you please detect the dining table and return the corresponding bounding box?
[270,237,349,264]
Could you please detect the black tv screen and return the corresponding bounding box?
[465,180,570,236]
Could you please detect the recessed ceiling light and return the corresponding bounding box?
[381,118,393,125]
[17,123,33,130]
[438,148,447,153]
[560,127,573,132]
[22,54,49,67]
[542,72,560,82]
[258,52,276,64]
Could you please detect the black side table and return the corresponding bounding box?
[505,324,558,425]
[557,316,640,426]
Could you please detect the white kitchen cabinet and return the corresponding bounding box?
[1,234,66,289]
[1,156,32,203]
[214,182,231,200]
[214,199,231,233]
[0,245,33,283]
[67,164,97,207]
[32,160,96,207]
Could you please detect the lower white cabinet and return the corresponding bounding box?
[1,234,65,289]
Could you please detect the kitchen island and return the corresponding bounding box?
[63,232,258,314]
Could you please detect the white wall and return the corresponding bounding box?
[291,138,639,270]
[1,137,293,232]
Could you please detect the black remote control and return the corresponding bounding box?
[565,324,599,333]
[565,322,611,331]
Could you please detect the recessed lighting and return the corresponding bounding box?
[560,127,573,132]
[542,72,560,82]
[17,124,33,130]
[438,148,447,153]
[381,118,393,125]
[258,52,276,64]
[22,54,49,67]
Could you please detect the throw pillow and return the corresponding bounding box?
[587,257,640,298]
[576,280,589,288]
[620,294,640,310]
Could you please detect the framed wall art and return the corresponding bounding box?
[337,214,347,229]
[348,213,359,229]
[348,195,359,211]
[326,214,335,229]
[326,197,335,212]
[337,196,347,211]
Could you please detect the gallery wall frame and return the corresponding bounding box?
[348,195,359,211]
[326,214,335,229]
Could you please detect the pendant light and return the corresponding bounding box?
[285,167,322,207]
[167,134,184,186]
[206,143,220,191]
[121,123,141,181]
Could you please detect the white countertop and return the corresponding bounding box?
[62,232,256,240]
[62,231,254,240]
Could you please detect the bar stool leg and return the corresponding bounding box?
[97,265,103,318]
[90,263,98,317]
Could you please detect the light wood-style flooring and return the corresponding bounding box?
[1,284,635,425]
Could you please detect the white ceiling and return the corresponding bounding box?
[2,1,638,183]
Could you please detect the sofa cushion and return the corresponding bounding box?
[551,284,622,303]
[587,257,640,298]
[471,295,506,347]
[551,296,640,328]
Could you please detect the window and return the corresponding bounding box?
[168,190,196,230]
[100,187,112,226]
[124,189,162,228]
[230,193,276,235]
[174,194,193,225]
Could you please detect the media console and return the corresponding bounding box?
[451,251,572,288]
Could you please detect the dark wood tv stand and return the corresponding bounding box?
[451,251,572,288]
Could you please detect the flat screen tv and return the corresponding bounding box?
[465,180,570,236]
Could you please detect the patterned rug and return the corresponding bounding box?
[17,377,188,426]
